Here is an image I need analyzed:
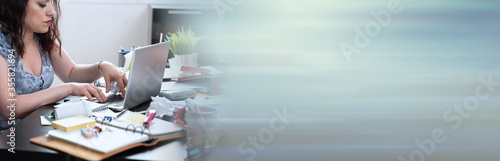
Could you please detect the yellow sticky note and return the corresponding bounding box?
[51,115,95,132]
[119,113,146,124]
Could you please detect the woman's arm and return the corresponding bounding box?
[50,47,101,83]
[51,47,128,94]
[0,56,107,120]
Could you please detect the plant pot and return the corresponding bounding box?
[178,53,198,67]
[168,56,182,77]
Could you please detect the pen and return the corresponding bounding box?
[116,109,127,118]
[165,35,171,42]
[44,115,53,122]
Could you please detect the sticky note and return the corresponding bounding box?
[51,115,95,132]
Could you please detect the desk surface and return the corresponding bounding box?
[0,102,187,161]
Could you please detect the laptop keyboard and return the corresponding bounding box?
[92,94,125,112]
[106,94,124,104]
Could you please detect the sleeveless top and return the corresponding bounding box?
[0,25,54,132]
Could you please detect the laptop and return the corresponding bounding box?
[97,41,171,111]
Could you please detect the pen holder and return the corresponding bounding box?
[185,106,218,158]
[118,50,129,68]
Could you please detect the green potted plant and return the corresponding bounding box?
[168,27,203,67]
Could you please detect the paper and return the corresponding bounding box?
[54,100,103,120]
[118,113,146,124]
[40,116,52,126]
[92,109,119,118]
[51,115,96,132]
[161,82,206,91]
[123,50,135,73]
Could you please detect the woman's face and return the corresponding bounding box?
[24,0,56,34]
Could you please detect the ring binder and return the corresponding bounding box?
[125,124,151,135]
[31,110,185,161]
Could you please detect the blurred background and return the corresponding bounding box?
[57,0,500,160]
[211,0,500,161]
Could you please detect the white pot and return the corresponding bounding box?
[168,56,182,77]
[178,53,198,67]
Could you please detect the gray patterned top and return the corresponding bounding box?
[0,25,54,132]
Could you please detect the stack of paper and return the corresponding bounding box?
[51,115,96,132]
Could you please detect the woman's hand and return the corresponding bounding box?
[67,83,107,102]
[99,61,128,95]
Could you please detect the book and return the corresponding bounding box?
[30,111,185,161]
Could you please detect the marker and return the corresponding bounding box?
[159,33,163,43]
[143,110,156,129]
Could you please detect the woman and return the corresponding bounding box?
[0,0,128,132]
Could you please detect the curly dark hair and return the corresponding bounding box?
[0,0,62,58]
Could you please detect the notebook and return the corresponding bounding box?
[47,124,149,154]
[31,111,184,160]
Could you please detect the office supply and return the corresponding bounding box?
[44,115,53,122]
[165,34,171,42]
[92,108,119,119]
[104,116,113,122]
[159,88,197,101]
[51,115,96,132]
[97,110,182,137]
[119,112,146,124]
[54,100,102,119]
[40,115,52,126]
[143,110,156,128]
[31,110,184,160]
[159,33,163,43]
[81,127,95,138]
[116,109,127,118]
[193,104,215,142]
[173,106,187,129]
[47,124,149,154]
[94,126,103,132]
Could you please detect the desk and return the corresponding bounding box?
[0,101,187,161]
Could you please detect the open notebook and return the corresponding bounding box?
[48,124,148,153]
[31,111,184,160]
